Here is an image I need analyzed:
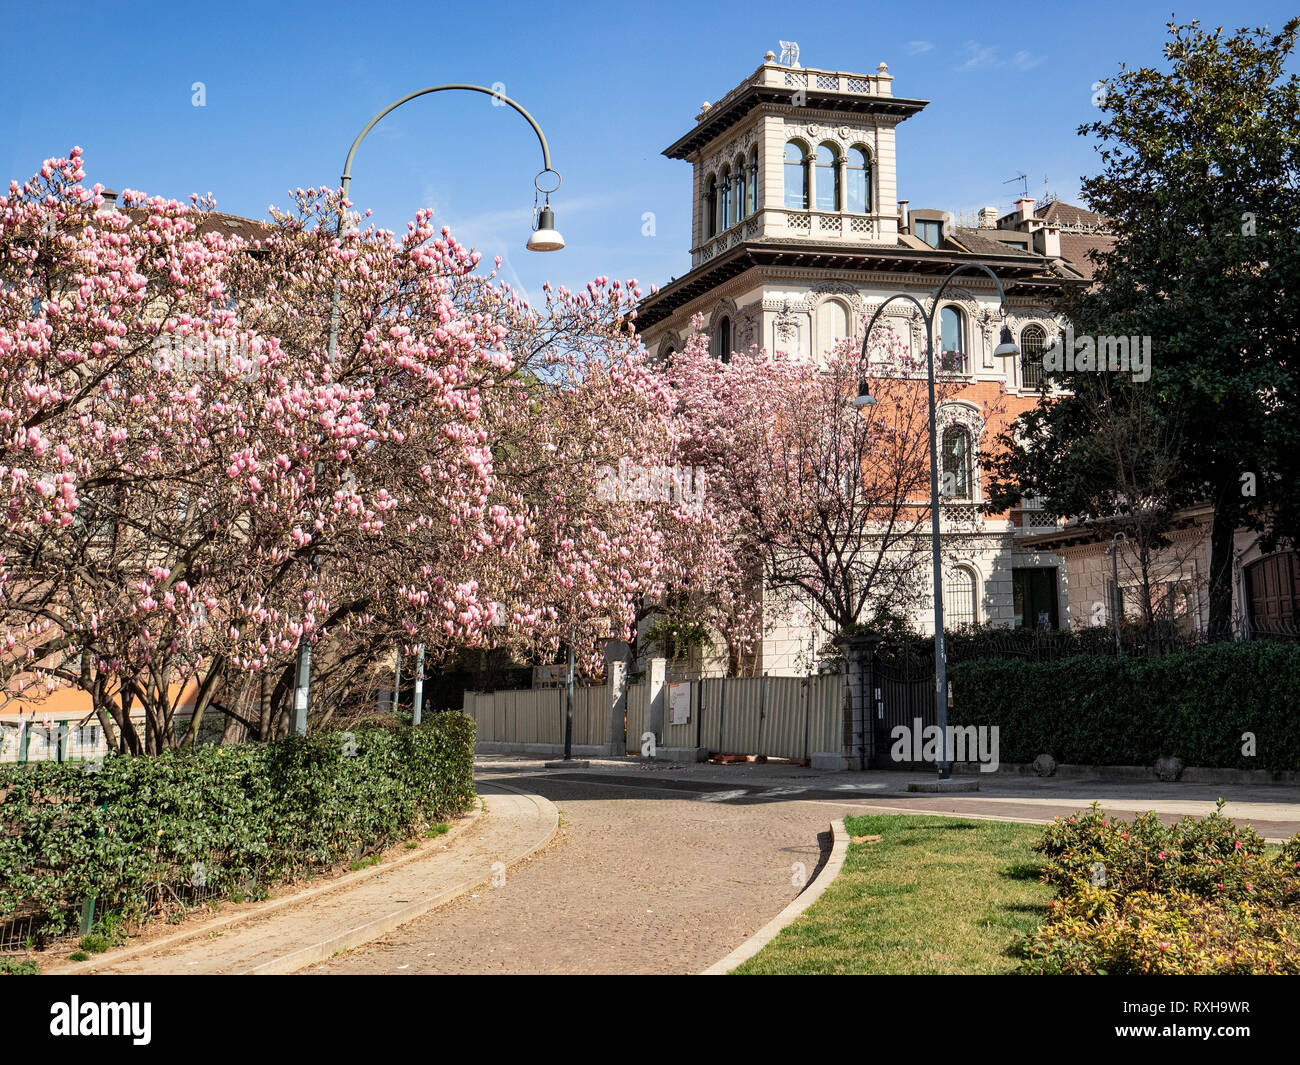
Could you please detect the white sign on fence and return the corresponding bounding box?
[669,682,691,725]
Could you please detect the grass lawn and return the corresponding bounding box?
[732,814,1052,975]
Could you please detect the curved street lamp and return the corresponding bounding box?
[292,85,564,736]
[854,263,1018,778]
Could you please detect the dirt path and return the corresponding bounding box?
[311,770,835,975]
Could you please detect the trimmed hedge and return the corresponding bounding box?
[950,641,1300,772]
[0,714,476,940]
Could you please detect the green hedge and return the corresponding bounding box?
[950,641,1300,772]
[0,714,476,941]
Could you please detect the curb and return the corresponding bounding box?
[258,781,558,974]
[46,780,558,976]
[699,817,849,975]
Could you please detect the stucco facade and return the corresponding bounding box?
[637,53,1126,676]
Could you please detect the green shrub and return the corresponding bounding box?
[1022,803,1300,974]
[0,714,476,943]
[950,641,1300,771]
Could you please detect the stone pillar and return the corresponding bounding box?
[646,657,667,742]
[606,661,628,755]
[836,632,882,769]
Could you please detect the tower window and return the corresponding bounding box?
[847,146,871,214]
[717,316,732,363]
[704,174,717,238]
[784,141,809,210]
[747,148,759,215]
[815,143,839,211]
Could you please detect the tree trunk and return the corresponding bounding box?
[1208,504,1237,641]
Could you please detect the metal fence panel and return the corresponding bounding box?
[625,683,645,753]
[465,686,610,747]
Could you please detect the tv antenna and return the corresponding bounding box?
[1003,173,1028,197]
[778,40,801,68]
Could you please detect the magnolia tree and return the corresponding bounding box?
[667,317,993,656]
[0,151,718,748]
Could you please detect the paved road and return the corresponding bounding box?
[312,771,835,975]
[313,761,1300,975]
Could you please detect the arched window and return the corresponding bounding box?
[784,141,808,210]
[716,316,731,363]
[719,167,731,232]
[815,143,839,211]
[939,305,967,373]
[941,426,974,501]
[704,175,717,238]
[847,146,871,214]
[945,567,979,629]
[1020,324,1047,390]
[747,147,759,216]
[815,299,851,356]
[732,156,746,222]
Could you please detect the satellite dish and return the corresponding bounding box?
[778,40,801,68]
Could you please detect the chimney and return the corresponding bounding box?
[978,206,998,229]
[898,200,909,233]
[1036,224,1061,258]
[1015,196,1035,221]
[96,188,119,217]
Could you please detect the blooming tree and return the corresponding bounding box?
[667,317,995,650]
[0,151,715,747]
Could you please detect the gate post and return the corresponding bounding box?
[835,632,883,770]
[604,641,630,757]
[645,657,667,745]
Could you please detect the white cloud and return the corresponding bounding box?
[958,41,999,71]
[907,40,933,56]
[1013,50,1046,71]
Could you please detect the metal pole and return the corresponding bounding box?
[293,84,557,732]
[857,263,1011,781]
[412,644,425,725]
[923,317,949,779]
[291,640,310,736]
[392,648,402,714]
[1109,533,1127,654]
[563,637,575,761]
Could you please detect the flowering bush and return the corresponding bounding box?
[1023,801,1300,973]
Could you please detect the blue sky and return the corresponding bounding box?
[0,0,1290,304]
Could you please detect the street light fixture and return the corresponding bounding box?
[290,84,563,736]
[855,264,1018,778]
[527,202,565,252]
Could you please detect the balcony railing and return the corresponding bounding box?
[1011,497,1062,534]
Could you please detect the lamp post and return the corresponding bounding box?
[290,85,564,736]
[854,263,1019,778]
